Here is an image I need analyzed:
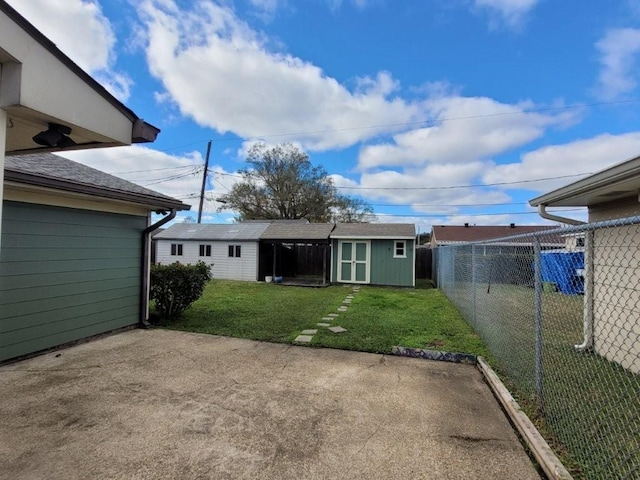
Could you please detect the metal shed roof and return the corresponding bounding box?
[331,223,415,239]
[155,223,270,241]
[260,223,335,241]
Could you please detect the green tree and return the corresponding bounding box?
[220,142,375,223]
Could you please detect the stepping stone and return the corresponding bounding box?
[321,317,333,321]
[294,335,313,343]
[327,313,339,318]
[329,326,347,333]
[338,306,348,312]
[343,299,352,304]
[317,323,331,327]
[301,329,318,335]
[346,295,354,299]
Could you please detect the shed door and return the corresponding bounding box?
[338,240,370,284]
[0,201,146,362]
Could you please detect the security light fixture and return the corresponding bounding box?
[32,123,76,148]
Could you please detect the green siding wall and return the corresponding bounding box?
[0,201,146,362]
[331,239,414,287]
[370,239,414,287]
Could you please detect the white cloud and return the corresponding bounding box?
[139,0,421,151]
[594,28,640,100]
[483,132,640,193]
[358,95,567,170]
[6,0,133,101]
[56,145,242,215]
[332,163,513,217]
[473,0,539,29]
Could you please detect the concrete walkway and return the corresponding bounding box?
[0,330,540,480]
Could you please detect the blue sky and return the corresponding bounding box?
[8,0,640,231]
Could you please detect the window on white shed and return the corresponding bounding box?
[228,245,242,258]
[171,243,183,256]
[199,244,212,256]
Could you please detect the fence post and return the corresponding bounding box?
[533,237,544,412]
[472,245,477,328]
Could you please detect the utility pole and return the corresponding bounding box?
[197,140,212,224]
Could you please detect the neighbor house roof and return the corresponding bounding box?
[529,153,640,207]
[155,223,270,241]
[331,223,416,239]
[4,153,189,211]
[260,223,335,241]
[431,225,558,245]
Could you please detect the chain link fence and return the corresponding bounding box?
[434,217,640,479]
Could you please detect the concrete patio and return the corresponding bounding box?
[0,330,540,479]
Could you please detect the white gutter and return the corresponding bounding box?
[536,205,593,352]
[537,204,585,226]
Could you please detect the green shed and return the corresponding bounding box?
[330,223,416,287]
[0,154,189,362]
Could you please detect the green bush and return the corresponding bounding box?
[150,261,212,319]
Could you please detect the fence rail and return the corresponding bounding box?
[435,218,640,479]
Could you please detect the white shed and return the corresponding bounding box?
[155,223,270,282]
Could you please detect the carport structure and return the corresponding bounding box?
[259,222,335,285]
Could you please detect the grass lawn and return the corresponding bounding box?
[446,282,640,480]
[158,278,490,357]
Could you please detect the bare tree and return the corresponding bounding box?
[220,143,375,223]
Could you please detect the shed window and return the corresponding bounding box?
[171,243,183,256]
[199,244,212,257]
[228,245,242,258]
[393,241,406,258]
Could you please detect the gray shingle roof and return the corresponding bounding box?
[4,153,189,210]
[155,223,270,241]
[261,223,335,241]
[331,223,416,238]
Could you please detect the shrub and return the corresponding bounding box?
[150,261,212,319]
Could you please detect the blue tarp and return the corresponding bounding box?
[540,251,585,294]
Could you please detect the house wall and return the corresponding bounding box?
[330,238,415,287]
[156,240,259,281]
[591,223,640,374]
[0,201,146,362]
[588,196,639,222]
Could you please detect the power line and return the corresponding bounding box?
[336,172,593,190]
[56,97,640,164]
[141,168,202,187]
[375,208,584,218]
[167,98,640,146]
[217,171,593,191]
[371,201,529,207]
[111,164,198,175]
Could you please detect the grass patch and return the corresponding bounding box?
[159,279,489,357]
[444,281,640,480]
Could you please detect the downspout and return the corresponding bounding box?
[537,204,593,351]
[140,209,177,327]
